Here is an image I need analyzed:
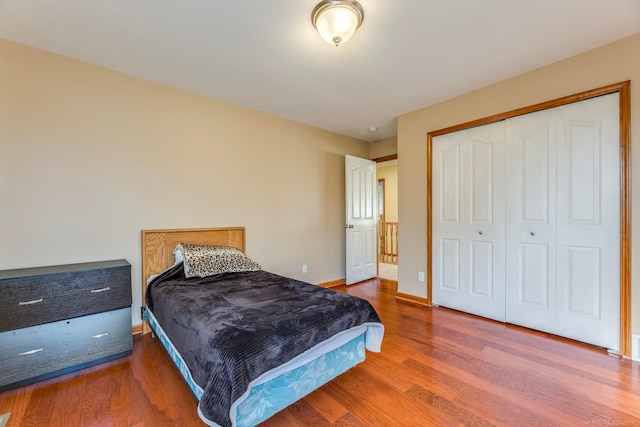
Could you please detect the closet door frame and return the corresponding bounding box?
[426,81,632,357]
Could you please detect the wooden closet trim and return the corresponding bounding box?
[426,81,631,357]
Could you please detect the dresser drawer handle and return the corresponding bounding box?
[91,332,110,339]
[19,348,44,356]
[18,298,43,306]
[90,287,110,293]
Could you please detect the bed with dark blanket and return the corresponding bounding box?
[145,262,383,427]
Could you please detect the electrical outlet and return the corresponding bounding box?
[302,264,308,274]
[418,271,425,282]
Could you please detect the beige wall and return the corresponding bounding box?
[377,162,398,223]
[397,32,640,334]
[370,136,397,159]
[0,39,369,326]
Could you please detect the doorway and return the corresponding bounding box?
[375,156,398,281]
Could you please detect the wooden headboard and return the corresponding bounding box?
[140,227,245,333]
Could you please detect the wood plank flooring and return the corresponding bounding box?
[1,278,639,426]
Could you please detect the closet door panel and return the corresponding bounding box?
[519,243,550,309]
[505,109,557,332]
[467,135,504,308]
[441,145,461,223]
[566,122,600,223]
[565,246,601,316]
[555,93,620,351]
[521,127,549,223]
[440,238,461,292]
[470,241,493,297]
[470,141,493,223]
[433,122,506,321]
[433,133,466,303]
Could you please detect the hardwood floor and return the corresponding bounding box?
[1,278,639,426]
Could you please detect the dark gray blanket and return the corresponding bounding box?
[146,263,381,427]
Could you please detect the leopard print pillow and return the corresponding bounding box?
[176,243,262,278]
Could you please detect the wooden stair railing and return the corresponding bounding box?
[379,221,398,264]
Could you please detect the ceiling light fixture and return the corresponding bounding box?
[311,0,364,47]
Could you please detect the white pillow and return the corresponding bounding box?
[173,244,185,264]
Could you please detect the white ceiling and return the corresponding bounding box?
[1,1,639,142]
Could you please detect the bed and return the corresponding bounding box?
[141,227,384,427]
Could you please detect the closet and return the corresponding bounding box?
[431,93,620,351]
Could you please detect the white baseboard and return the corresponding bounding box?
[632,334,640,362]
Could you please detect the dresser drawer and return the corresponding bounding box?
[0,260,131,332]
[0,307,132,388]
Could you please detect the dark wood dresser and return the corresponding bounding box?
[0,260,133,391]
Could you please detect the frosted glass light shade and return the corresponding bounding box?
[312,0,364,47]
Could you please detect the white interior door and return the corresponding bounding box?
[345,155,377,285]
[432,122,506,321]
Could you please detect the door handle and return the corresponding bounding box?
[530,231,536,236]
[478,231,483,235]
[345,224,354,229]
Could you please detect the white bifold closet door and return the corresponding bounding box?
[433,93,620,351]
[504,107,559,334]
[505,93,620,350]
[432,122,507,322]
